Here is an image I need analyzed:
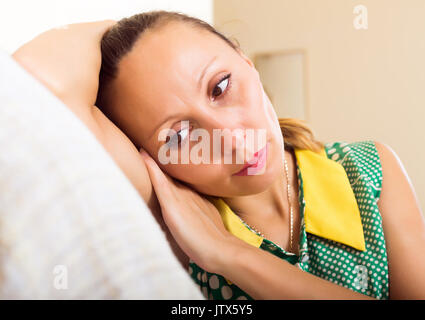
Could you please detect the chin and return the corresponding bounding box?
[229,142,283,196]
[193,169,276,198]
[231,165,280,196]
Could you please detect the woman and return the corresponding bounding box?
[13,11,425,300]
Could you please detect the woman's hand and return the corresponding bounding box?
[12,20,116,111]
[140,148,238,273]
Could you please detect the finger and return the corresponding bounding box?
[139,147,191,201]
[139,148,175,203]
[139,147,186,188]
[140,149,193,235]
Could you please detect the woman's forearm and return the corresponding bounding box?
[12,20,115,111]
[217,239,376,300]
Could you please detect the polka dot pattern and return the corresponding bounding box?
[188,140,389,300]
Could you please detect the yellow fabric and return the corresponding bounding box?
[206,196,264,248]
[208,146,366,252]
[294,148,366,251]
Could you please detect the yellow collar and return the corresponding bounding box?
[295,147,366,251]
[207,146,366,252]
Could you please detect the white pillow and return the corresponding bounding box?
[0,50,203,299]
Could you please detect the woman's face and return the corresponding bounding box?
[109,21,285,197]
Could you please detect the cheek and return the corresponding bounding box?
[238,72,264,113]
[161,162,226,187]
[240,70,283,147]
[262,87,285,150]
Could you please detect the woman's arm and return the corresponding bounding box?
[374,141,425,299]
[12,20,116,114]
[218,141,425,299]
[92,107,190,270]
[141,139,425,299]
[217,141,425,300]
[11,21,157,209]
[218,238,375,300]
[11,21,190,269]
[141,149,376,299]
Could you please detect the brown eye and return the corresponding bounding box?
[212,74,230,99]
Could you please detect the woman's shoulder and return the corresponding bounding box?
[324,139,381,167]
[324,140,383,199]
[324,140,380,159]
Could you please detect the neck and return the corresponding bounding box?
[223,148,298,226]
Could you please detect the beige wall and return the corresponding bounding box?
[0,0,213,54]
[214,0,425,212]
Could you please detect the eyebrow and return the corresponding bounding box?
[197,55,218,90]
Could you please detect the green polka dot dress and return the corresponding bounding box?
[188,140,389,300]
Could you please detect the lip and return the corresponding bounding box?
[233,142,269,176]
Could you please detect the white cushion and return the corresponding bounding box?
[0,50,203,299]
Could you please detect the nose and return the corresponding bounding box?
[204,117,257,165]
[223,128,249,164]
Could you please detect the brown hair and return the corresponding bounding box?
[96,10,324,152]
